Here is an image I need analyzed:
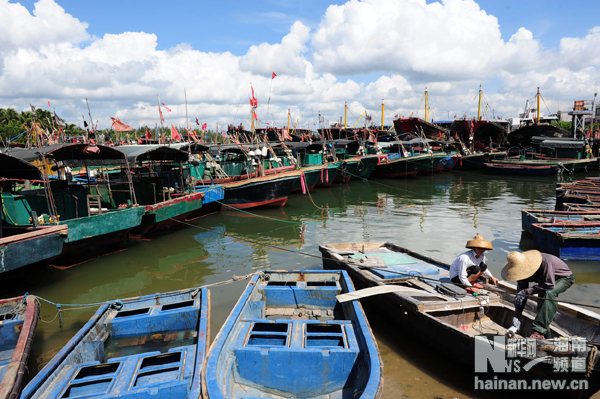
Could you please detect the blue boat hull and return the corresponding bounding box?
[531,225,600,260]
[21,287,209,399]
[203,270,382,399]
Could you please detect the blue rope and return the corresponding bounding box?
[35,296,112,308]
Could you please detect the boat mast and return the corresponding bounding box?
[381,99,384,130]
[477,84,482,120]
[424,88,429,122]
[287,108,290,136]
[344,101,347,129]
[536,87,540,124]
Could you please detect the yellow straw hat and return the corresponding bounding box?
[465,235,493,250]
[501,250,543,281]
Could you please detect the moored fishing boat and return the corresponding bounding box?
[521,209,600,234]
[370,152,432,178]
[485,163,557,176]
[0,153,68,273]
[220,171,301,209]
[5,144,145,266]
[530,222,600,260]
[0,295,39,399]
[21,287,209,399]
[202,270,382,399]
[319,242,600,392]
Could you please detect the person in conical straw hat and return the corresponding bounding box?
[501,250,575,340]
[449,235,499,294]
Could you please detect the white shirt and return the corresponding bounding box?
[449,250,494,286]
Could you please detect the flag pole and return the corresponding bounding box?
[157,94,162,142]
[184,88,189,134]
[85,98,93,143]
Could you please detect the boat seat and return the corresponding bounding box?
[260,281,341,310]
[107,299,199,338]
[49,345,196,399]
[233,320,359,397]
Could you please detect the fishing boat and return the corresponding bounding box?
[564,203,600,212]
[556,190,600,211]
[319,242,600,389]
[530,222,600,260]
[521,209,600,234]
[112,145,211,237]
[0,295,38,399]
[484,163,557,176]
[0,153,68,273]
[5,144,145,266]
[220,171,301,209]
[202,270,383,399]
[21,287,209,399]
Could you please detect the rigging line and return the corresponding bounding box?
[462,92,480,118]
[215,200,321,223]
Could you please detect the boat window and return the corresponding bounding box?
[114,308,151,318]
[73,363,120,379]
[161,300,194,311]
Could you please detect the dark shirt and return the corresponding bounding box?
[516,253,573,295]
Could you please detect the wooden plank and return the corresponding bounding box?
[0,225,67,246]
[336,285,443,303]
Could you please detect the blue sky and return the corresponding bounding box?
[2,0,599,129]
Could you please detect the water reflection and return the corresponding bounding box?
[3,169,599,398]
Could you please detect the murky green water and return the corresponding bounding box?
[4,169,600,398]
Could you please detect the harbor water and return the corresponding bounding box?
[4,169,600,398]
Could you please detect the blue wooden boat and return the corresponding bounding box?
[0,295,38,399]
[531,222,600,260]
[21,287,209,399]
[521,209,600,234]
[202,270,382,399]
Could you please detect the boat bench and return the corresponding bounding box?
[258,280,341,310]
[106,299,199,338]
[233,319,359,396]
[45,345,196,399]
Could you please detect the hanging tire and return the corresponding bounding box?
[357,161,365,171]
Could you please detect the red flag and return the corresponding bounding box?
[48,101,50,107]
[162,103,171,112]
[110,117,133,132]
[253,111,257,121]
[202,123,207,130]
[272,72,276,79]
[195,117,199,125]
[146,128,151,140]
[159,107,165,123]
[171,125,181,141]
[221,129,227,138]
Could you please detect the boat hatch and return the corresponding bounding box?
[62,362,121,398]
[266,281,297,287]
[305,324,346,348]
[134,352,183,387]
[114,308,151,318]
[161,300,194,311]
[349,252,440,279]
[246,322,289,347]
[306,281,337,287]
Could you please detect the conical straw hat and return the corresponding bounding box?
[465,235,493,250]
[501,250,543,281]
